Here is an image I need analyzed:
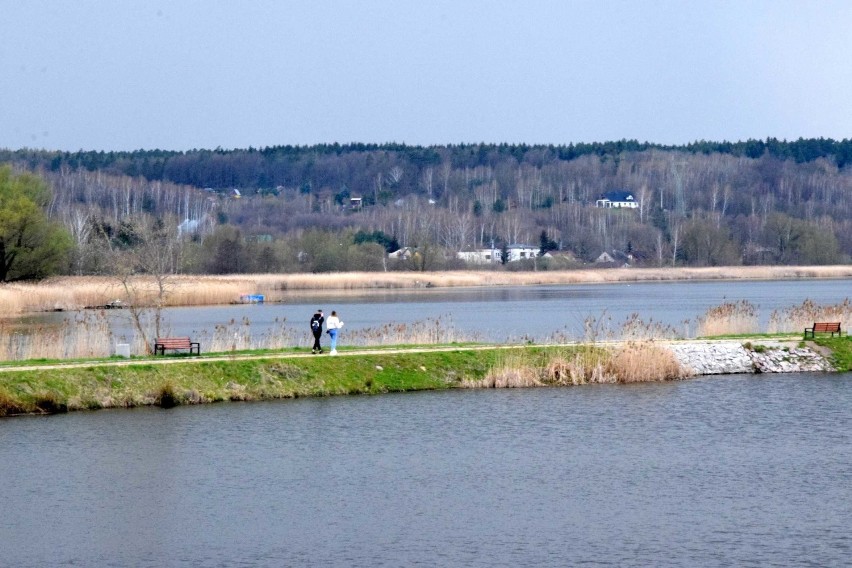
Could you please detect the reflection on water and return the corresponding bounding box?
[2,372,850,566]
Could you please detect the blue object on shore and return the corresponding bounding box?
[240,294,265,304]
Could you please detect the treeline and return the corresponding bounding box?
[1,138,851,279]
[4,138,852,189]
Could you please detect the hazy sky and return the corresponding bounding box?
[2,1,851,151]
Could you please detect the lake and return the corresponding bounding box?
[1,372,849,566]
[15,278,852,345]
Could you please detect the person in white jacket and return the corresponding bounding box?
[326,310,344,355]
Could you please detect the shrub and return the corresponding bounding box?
[33,392,68,414]
[156,382,179,408]
[0,389,28,416]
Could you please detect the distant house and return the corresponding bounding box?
[505,244,539,261]
[596,190,638,209]
[457,248,499,264]
[388,247,415,260]
[178,218,201,236]
[177,214,212,237]
[350,197,363,210]
[457,244,540,264]
[594,252,616,264]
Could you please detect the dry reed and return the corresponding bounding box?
[466,341,689,389]
[3,266,852,315]
[0,312,478,361]
[468,349,545,388]
[767,299,852,333]
[0,311,114,360]
[620,313,683,340]
[543,349,612,385]
[605,341,691,383]
[465,347,612,388]
[697,300,759,336]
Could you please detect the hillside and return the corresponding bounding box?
[1,139,851,275]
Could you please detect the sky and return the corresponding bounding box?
[2,0,852,152]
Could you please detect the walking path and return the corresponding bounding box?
[0,337,835,375]
[0,343,550,373]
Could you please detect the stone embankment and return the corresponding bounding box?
[668,340,834,375]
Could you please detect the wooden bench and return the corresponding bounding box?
[803,322,842,339]
[154,337,200,355]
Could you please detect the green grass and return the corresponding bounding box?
[0,347,509,416]
[1,338,849,417]
[813,335,852,371]
[696,332,800,340]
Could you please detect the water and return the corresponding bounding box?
[2,373,850,566]
[16,278,852,343]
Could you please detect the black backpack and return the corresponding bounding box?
[311,317,320,331]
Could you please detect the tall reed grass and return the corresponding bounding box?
[0,311,114,360]
[2,295,851,361]
[767,299,852,333]
[0,312,478,361]
[465,341,689,388]
[697,300,759,336]
[605,341,690,382]
[4,266,851,315]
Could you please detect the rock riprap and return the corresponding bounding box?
[747,346,834,373]
[668,341,834,375]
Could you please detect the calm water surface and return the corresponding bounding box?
[19,278,852,343]
[2,372,850,566]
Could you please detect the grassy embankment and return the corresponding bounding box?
[816,335,852,371]
[0,341,689,416]
[1,334,849,417]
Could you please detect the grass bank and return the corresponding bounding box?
[3,336,848,417]
[0,342,691,416]
[0,348,498,415]
[814,335,852,371]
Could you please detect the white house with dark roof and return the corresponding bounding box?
[595,190,638,209]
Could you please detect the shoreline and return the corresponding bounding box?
[2,265,852,315]
[0,338,847,417]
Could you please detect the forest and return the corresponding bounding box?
[0,137,850,279]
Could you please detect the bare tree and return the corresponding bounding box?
[420,167,434,199]
[387,166,404,186]
[670,221,681,266]
[442,211,473,250]
[107,217,181,353]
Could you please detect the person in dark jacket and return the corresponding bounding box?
[310,309,325,354]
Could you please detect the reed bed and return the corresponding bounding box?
[340,316,481,346]
[561,313,685,344]
[0,313,478,360]
[619,313,684,341]
[697,300,759,337]
[0,312,114,360]
[605,341,691,383]
[465,341,690,388]
[3,265,852,315]
[767,299,852,334]
[199,315,478,353]
[2,294,851,361]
